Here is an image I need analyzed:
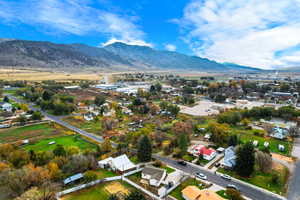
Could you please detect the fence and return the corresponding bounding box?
[56,176,121,199]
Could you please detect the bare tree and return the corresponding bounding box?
[256,151,272,173]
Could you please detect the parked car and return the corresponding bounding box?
[195,172,207,180]
[227,184,239,191]
[220,174,232,180]
[177,160,187,166]
[215,163,221,167]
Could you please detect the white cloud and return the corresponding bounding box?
[165,44,177,51]
[176,0,300,69]
[0,0,149,46]
[101,37,153,47]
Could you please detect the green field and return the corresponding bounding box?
[161,165,175,174]
[63,116,102,134]
[62,181,132,200]
[24,135,97,152]
[218,166,289,195]
[0,123,65,143]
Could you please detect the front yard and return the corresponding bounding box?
[169,178,206,200]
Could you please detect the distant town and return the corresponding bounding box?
[0,71,299,200]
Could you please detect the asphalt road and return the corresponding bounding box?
[153,155,285,200]
[288,137,300,200]
[6,94,105,144]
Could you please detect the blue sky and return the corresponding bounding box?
[1,0,300,69]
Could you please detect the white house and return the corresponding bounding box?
[270,127,288,140]
[98,154,136,172]
[0,102,12,112]
[142,166,167,187]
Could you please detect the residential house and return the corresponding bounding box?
[98,154,136,172]
[182,186,224,200]
[0,102,12,112]
[222,146,236,169]
[142,166,167,187]
[192,144,217,161]
[270,127,288,140]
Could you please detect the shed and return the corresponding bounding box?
[63,173,83,185]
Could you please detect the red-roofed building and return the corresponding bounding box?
[192,144,217,161]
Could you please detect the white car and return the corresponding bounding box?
[227,184,239,191]
[220,174,232,180]
[196,172,207,180]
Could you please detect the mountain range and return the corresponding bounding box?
[0,38,261,72]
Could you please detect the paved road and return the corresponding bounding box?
[288,137,300,200]
[6,94,105,144]
[153,155,285,200]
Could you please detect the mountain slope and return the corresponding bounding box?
[0,39,261,72]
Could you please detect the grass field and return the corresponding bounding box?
[62,181,133,200]
[0,123,66,143]
[161,165,175,174]
[23,135,97,152]
[94,169,118,179]
[63,116,102,134]
[218,164,289,195]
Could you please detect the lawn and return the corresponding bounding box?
[216,190,230,199]
[94,169,118,179]
[170,178,206,200]
[0,123,66,143]
[161,165,175,174]
[218,165,289,195]
[63,116,102,134]
[62,181,132,200]
[23,135,97,152]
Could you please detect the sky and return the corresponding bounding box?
[0,0,300,69]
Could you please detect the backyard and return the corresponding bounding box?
[62,181,133,200]
[0,122,67,143]
[23,135,97,152]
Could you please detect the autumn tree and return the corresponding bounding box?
[207,122,229,146]
[101,138,112,153]
[137,135,152,162]
[226,188,245,200]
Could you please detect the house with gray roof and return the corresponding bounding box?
[222,146,236,169]
[142,166,167,187]
[270,127,288,140]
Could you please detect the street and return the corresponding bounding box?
[153,155,285,200]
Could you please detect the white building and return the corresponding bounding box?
[98,154,136,172]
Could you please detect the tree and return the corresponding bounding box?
[3,96,9,102]
[109,194,119,200]
[289,126,300,138]
[94,95,106,106]
[235,142,255,177]
[42,90,52,101]
[53,145,66,157]
[8,150,30,168]
[226,188,245,200]
[255,151,272,173]
[137,135,152,162]
[125,191,146,200]
[228,135,239,147]
[84,170,97,182]
[20,104,29,112]
[207,122,229,146]
[31,111,43,120]
[17,115,27,125]
[101,138,112,153]
[178,134,188,156]
[47,162,62,181]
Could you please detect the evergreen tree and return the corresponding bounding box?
[3,96,9,102]
[228,135,239,146]
[125,191,146,200]
[137,135,152,162]
[178,134,188,156]
[235,142,255,177]
[53,145,66,157]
